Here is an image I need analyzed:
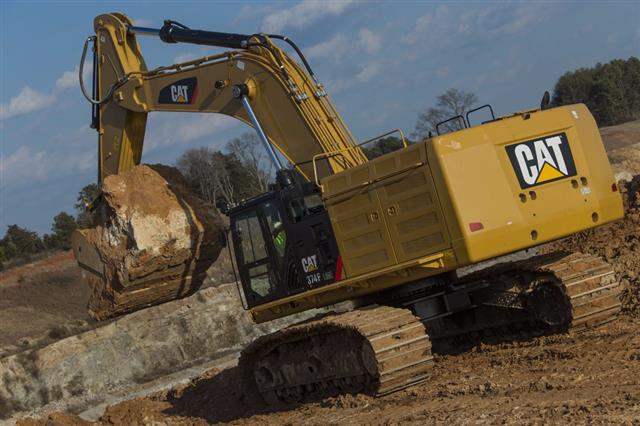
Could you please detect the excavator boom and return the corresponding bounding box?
[73,13,369,319]
[87,13,367,183]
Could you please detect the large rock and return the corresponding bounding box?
[72,164,225,320]
[0,284,337,420]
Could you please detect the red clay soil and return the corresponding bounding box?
[0,251,75,286]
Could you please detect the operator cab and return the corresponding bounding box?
[229,171,340,308]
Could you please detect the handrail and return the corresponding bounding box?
[358,128,408,150]
[312,128,409,187]
[465,104,496,127]
[322,161,424,201]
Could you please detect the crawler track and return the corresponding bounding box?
[535,252,622,331]
[239,305,433,405]
[240,253,621,405]
[428,252,622,344]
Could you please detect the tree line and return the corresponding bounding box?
[552,57,640,127]
[2,56,636,269]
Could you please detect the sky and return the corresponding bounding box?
[0,0,638,234]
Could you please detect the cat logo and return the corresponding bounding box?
[158,77,198,105]
[505,133,577,189]
[301,255,318,273]
[171,85,189,103]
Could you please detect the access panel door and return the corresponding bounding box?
[325,178,397,278]
[372,143,451,264]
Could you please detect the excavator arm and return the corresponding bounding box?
[88,13,367,184]
[73,12,371,319]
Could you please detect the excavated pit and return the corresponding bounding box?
[72,164,226,320]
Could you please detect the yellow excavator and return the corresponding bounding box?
[73,13,624,404]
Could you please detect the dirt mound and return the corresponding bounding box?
[600,119,640,180]
[73,164,225,320]
[542,176,640,315]
[19,317,640,425]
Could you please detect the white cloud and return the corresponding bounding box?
[132,18,152,27]
[145,114,238,151]
[55,64,91,90]
[0,145,96,187]
[178,115,236,143]
[238,4,274,20]
[358,28,381,54]
[261,0,356,33]
[174,52,199,64]
[1,65,91,121]
[0,146,50,182]
[0,87,55,120]
[436,66,450,78]
[55,68,78,90]
[356,62,379,82]
[306,34,349,62]
[74,149,97,173]
[415,5,449,34]
[406,3,550,47]
[0,125,98,188]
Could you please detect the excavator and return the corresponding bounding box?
[73,13,624,404]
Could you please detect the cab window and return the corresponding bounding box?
[263,202,286,261]
[234,209,274,299]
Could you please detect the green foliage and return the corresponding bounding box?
[45,212,78,250]
[75,183,100,229]
[552,57,640,127]
[1,224,44,258]
[363,136,406,160]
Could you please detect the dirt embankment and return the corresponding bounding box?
[0,254,93,358]
[543,176,640,315]
[601,119,640,181]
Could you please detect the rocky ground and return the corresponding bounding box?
[5,120,640,424]
[20,317,640,425]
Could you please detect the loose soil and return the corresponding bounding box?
[19,316,640,425]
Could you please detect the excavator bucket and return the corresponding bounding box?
[71,164,225,320]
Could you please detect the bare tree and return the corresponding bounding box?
[413,89,478,140]
[176,133,275,209]
[226,132,273,194]
[211,151,236,206]
[177,147,219,205]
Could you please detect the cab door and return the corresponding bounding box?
[231,204,284,307]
